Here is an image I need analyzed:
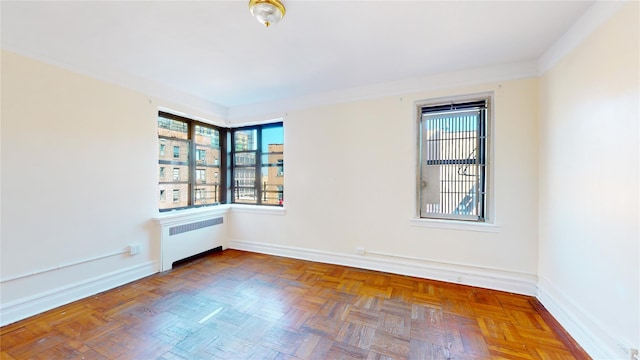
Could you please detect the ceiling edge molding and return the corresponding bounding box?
[226,60,539,121]
[0,47,228,120]
[538,1,626,75]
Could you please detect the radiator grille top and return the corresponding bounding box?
[169,217,223,236]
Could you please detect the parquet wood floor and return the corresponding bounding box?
[1,250,590,359]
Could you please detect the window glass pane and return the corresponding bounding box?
[263,127,283,206]
[261,153,283,167]
[234,130,257,151]
[233,167,256,204]
[194,185,221,205]
[195,125,220,147]
[159,183,188,209]
[195,168,220,184]
[165,165,189,182]
[159,138,189,163]
[261,153,284,201]
[261,126,284,153]
[234,152,256,166]
[261,166,284,206]
[195,145,221,166]
[420,106,486,221]
[158,117,188,139]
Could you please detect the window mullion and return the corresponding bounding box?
[255,127,263,205]
[189,122,195,207]
[230,129,236,202]
[220,128,228,204]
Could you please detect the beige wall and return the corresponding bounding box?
[1,50,159,307]
[0,50,224,323]
[539,1,639,355]
[229,77,540,276]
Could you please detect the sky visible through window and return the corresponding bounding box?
[260,126,284,179]
[262,126,283,152]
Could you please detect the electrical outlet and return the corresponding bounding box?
[128,244,141,256]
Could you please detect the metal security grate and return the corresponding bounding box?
[169,217,223,236]
[420,100,487,221]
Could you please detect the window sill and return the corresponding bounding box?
[230,204,286,216]
[153,205,231,226]
[153,204,286,224]
[408,218,501,233]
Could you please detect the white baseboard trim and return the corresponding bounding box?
[228,240,537,296]
[537,276,630,360]
[0,261,158,326]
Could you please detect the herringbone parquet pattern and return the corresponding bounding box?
[0,250,590,359]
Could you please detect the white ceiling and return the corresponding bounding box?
[1,1,593,114]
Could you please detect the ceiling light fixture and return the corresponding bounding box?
[249,0,286,28]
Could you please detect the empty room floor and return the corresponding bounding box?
[0,249,590,359]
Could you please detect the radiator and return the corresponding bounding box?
[158,215,226,271]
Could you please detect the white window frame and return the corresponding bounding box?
[415,93,494,224]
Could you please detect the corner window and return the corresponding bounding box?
[231,123,284,206]
[158,112,226,211]
[418,96,490,222]
[157,112,283,211]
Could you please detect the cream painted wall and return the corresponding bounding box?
[539,1,639,356]
[0,50,229,325]
[229,78,539,279]
[1,50,148,268]
[1,49,156,298]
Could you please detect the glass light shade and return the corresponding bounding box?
[249,0,285,27]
